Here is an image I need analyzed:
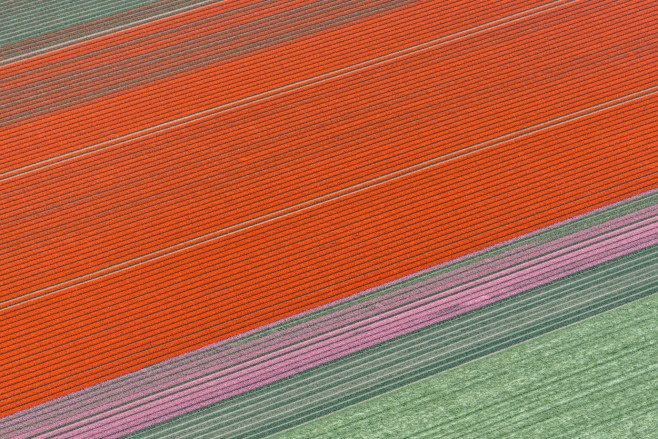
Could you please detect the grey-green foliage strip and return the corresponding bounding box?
[226,190,658,349]
[0,0,163,48]
[124,243,658,439]
[278,278,658,439]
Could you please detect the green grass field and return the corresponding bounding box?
[0,0,164,48]
[275,292,658,439]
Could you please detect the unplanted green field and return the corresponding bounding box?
[275,292,658,439]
